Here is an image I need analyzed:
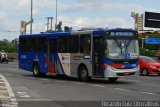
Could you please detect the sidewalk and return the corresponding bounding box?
[0,74,18,107]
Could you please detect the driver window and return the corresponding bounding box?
[80,35,91,56]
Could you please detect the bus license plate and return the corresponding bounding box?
[124,72,130,75]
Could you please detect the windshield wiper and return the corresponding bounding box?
[125,40,132,52]
[114,39,123,55]
[114,39,133,55]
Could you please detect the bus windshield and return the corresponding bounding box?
[104,39,139,60]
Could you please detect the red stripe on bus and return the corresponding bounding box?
[111,64,124,69]
[50,63,55,73]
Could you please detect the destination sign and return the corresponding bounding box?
[110,32,134,36]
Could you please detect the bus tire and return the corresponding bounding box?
[108,77,118,82]
[33,64,41,77]
[78,66,89,82]
[33,63,46,77]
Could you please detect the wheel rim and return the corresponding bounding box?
[34,66,38,75]
[143,69,147,76]
[81,69,87,79]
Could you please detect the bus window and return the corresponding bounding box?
[20,38,28,52]
[69,36,79,53]
[59,37,69,53]
[28,38,37,52]
[49,39,57,53]
[38,38,47,52]
[80,35,91,55]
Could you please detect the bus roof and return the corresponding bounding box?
[19,28,137,38]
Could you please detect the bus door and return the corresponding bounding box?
[37,38,48,73]
[48,39,58,75]
[93,38,104,77]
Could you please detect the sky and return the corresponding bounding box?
[0,0,160,41]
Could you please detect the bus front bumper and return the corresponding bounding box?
[105,66,139,78]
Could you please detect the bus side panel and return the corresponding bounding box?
[37,52,48,74]
[55,53,66,75]
[27,52,37,71]
[48,53,61,75]
[52,53,93,77]
[19,52,30,71]
[70,54,93,77]
[48,53,71,76]
[70,54,79,77]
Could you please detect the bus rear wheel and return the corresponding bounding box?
[108,77,118,82]
[33,64,40,77]
[33,64,46,77]
[79,66,89,82]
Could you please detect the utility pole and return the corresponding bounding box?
[47,17,50,31]
[55,0,58,30]
[30,0,33,34]
[51,17,53,30]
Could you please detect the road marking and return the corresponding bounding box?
[92,84,106,88]
[16,75,25,78]
[141,92,159,96]
[7,68,18,71]
[72,82,86,85]
[5,74,13,76]
[127,80,140,83]
[0,90,8,93]
[55,80,66,83]
[0,74,18,107]
[115,88,131,92]
[27,77,35,79]
[0,92,9,97]
[0,87,7,91]
[41,79,49,81]
[16,98,52,101]
[114,87,159,96]
[0,82,5,84]
[17,92,31,98]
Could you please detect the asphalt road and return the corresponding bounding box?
[0,62,160,107]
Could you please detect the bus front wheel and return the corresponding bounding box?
[108,77,118,82]
[79,66,89,82]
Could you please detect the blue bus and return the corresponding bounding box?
[19,28,139,82]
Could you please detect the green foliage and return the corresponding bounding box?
[140,48,157,57]
[145,44,160,50]
[0,39,18,53]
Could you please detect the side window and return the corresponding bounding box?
[59,37,69,53]
[38,38,47,52]
[20,38,28,52]
[49,39,57,53]
[69,36,79,53]
[28,38,37,52]
[80,35,91,55]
